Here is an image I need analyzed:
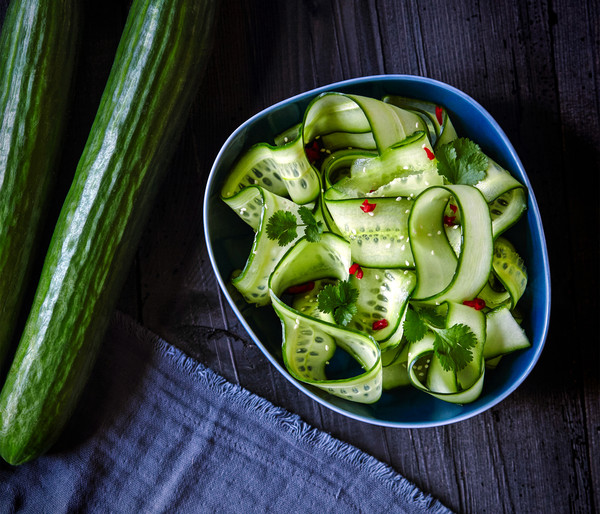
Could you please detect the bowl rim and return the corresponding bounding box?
[203,74,551,428]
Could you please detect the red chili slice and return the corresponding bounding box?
[424,147,435,160]
[305,140,320,163]
[463,298,486,311]
[372,319,389,330]
[349,263,364,279]
[444,215,456,226]
[360,199,376,213]
[435,105,444,126]
[449,203,458,213]
[286,281,315,294]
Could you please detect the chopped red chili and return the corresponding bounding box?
[372,319,389,330]
[424,147,436,160]
[349,263,364,279]
[360,199,376,213]
[435,105,444,126]
[449,203,458,213]
[304,140,321,163]
[463,298,486,311]
[444,215,456,226]
[286,281,315,294]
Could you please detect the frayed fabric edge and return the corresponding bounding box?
[111,311,453,514]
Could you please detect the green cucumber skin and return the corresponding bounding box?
[0,0,217,465]
[0,0,80,376]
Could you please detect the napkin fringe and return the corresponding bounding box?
[116,312,451,514]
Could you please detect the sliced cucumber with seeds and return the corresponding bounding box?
[489,187,527,237]
[492,236,528,308]
[224,185,306,306]
[350,268,416,350]
[221,136,320,205]
[324,195,415,268]
[474,158,527,237]
[330,132,438,198]
[269,233,382,404]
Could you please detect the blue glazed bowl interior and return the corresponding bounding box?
[203,75,550,428]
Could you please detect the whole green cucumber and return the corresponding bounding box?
[0,0,217,465]
[0,0,80,377]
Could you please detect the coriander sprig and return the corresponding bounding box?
[265,207,324,246]
[403,308,477,372]
[317,279,358,326]
[436,138,488,185]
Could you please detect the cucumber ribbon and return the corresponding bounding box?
[269,233,383,404]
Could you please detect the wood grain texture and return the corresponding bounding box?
[1,0,598,512]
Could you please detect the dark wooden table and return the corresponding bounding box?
[2,1,599,512]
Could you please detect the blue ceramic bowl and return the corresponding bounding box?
[203,75,551,428]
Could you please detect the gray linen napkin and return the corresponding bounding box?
[0,312,451,513]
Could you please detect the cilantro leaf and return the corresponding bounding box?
[266,208,323,247]
[403,309,478,372]
[431,324,477,372]
[436,138,488,185]
[317,279,358,326]
[298,206,324,243]
[266,210,299,246]
[403,308,428,343]
[418,309,446,329]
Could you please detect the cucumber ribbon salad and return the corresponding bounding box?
[220,92,530,405]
